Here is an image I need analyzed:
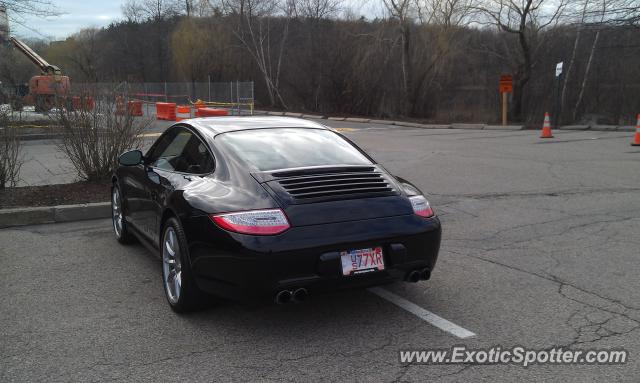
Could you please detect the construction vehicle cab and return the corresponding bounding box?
[9,37,70,112]
[26,74,70,111]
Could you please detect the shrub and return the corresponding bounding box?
[0,108,23,188]
[55,95,151,181]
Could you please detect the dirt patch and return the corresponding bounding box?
[0,181,111,208]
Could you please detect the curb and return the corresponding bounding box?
[483,125,525,130]
[589,125,617,131]
[344,117,370,123]
[559,125,590,130]
[451,123,484,130]
[419,124,453,129]
[0,202,111,229]
[556,125,633,132]
[614,126,635,132]
[394,121,428,128]
[301,114,324,119]
[368,119,395,125]
[334,118,524,131]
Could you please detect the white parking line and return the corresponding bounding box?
[368,287,476,339]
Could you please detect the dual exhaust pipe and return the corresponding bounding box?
[405,267,431,283]
[275,288,308,304]
[275,269,429,303]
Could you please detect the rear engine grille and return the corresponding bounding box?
[272,168,396,201]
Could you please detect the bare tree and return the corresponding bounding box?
[582,0,639,26]
[0,0,62,37]
[0,0,60,18]
[55,95,150,181]
[7,0,635,123]
[475,0,568,121]
[558,0,589,124]
[416,0,475,26]
[573,0,609,121]
[121,0,181,81]
[383,0,472,116]
[121,0,181,22]
[184,0,194,15]
[122,0,146,22]
[63,29,101,82]
[193,0,220,16]
[295,0,341,19]
[171,17,233,84]
[224,0,293,108]
[382,0,413,115]
[0,43,35,85]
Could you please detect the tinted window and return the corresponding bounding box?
[216,128,372,171]
[146,129,178,163]
[149,128,214,174]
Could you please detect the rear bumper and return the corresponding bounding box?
[184,214,441,300]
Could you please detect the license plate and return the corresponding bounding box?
[340,247,385,276]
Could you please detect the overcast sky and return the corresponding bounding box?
[11,0,123,40]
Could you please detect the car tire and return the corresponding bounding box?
[161,217,206,313]
[112,183,136,244]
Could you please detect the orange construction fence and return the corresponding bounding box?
[156,102,177,120]
[116,97,144,116]
[195,107,228,117]
[116,96,125,115]
[72,96,95,111]
[175,105,191,121]
[127,100,143,116]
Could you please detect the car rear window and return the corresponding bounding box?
[216,128,372,171]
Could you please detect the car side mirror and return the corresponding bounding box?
[119,150,143,166]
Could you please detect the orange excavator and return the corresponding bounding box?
[9,36,70,112]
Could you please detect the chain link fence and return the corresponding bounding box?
[73,81,255,116]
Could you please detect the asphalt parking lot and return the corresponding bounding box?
[2,123,640,382]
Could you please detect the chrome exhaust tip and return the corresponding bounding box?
[292,288,308,303]
[405,270,421,283]
[275,290,292,304]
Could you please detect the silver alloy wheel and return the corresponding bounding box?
[112,187,123,238]
[163,227,182,304]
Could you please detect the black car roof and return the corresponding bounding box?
[185,116,330,137]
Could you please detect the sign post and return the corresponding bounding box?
[555,62,564,77]
[553,62,564,129]
[499,74,513,126]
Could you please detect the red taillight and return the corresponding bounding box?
[409,195,434,218]
[210,208,290,235]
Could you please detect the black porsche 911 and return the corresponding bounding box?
[112,116,441,312]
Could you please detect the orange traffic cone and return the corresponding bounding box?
[631,114,640,146]
[541,112,554,138]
